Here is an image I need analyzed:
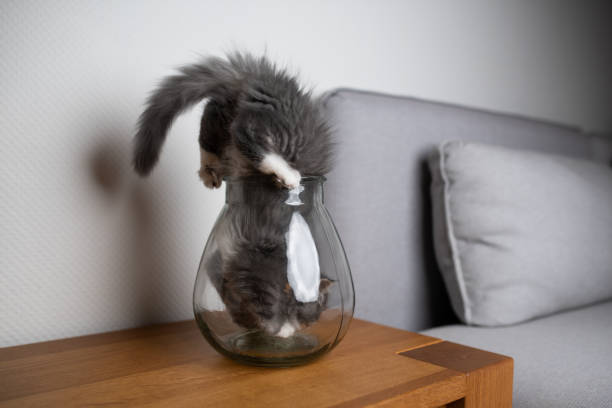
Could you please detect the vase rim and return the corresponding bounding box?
[223,174,326,183]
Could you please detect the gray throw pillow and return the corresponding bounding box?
[429,140,612,326]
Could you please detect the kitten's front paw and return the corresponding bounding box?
[199,166,221,189]
[276,322,296,338]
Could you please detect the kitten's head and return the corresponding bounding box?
[221,245,332,338]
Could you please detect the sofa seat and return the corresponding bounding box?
[421,301,612,407]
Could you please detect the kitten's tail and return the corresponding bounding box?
[132,56,240,176]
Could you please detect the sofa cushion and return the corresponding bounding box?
[322,89,599,331]
[429,140,612,326]
[421,301,612,408]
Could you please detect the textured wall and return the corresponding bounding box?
[1,0,611,347]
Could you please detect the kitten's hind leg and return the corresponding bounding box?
[232,110,301,189]
[198,148,222,188]
[259,153,301,189]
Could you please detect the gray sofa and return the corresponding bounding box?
[322,89,612,407]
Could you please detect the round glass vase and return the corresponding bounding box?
[193,175,354,367]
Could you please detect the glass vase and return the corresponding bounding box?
[193,175,354,366]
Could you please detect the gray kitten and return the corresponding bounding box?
[133,53,334,337]
[133,52,333,187]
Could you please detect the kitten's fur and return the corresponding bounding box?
[207,178,332,337]
[133,52,333,188]
[133,53,334,337]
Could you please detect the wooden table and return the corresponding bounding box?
[0,319,512,407]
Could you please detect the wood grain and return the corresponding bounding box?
[0,319,512,408]
[400,341,513,408]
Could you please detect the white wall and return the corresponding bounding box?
[1,0,611,347]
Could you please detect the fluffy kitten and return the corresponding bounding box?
[133,52,334,337]
[133,52,333,188]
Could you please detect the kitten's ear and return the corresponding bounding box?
[319,278,334,293]
[133,56,238,176]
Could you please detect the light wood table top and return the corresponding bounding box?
[0,319,512,407]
